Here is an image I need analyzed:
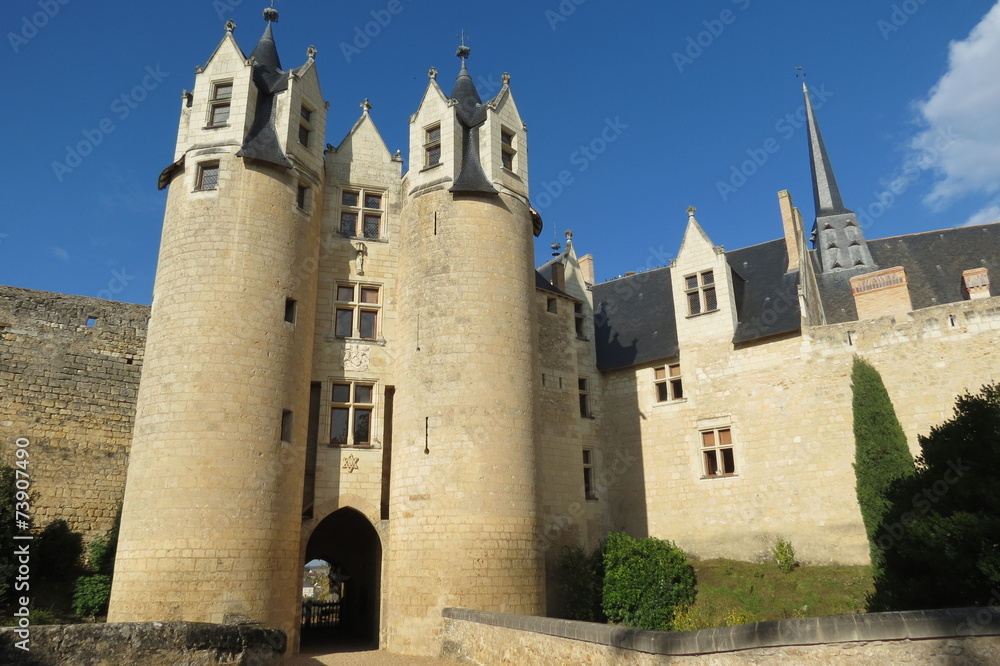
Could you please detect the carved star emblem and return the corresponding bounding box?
[343,454,360,473]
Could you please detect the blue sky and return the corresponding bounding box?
[3,0,1000,304]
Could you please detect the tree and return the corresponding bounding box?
[555,542,605,622]
[602,532,695,631]
[870,383,1000,611]
[851,357,915,578]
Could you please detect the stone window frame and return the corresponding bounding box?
[334,282,381,340]
[424,123,442,168]
[684,270,718,316]
[578,376,592,418]
[654,362,683,402]
[500,126,516,171]
[339,187,384,241]
[330,380,376,447]
[296,183,311,212]
[574,302,587,340]
[298,103,314,149]
[207,80,233,128]
[701,427,736,478]
[582,448,598,500]
[195,161,220,191]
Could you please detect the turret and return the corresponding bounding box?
[108,9,326,642]
[384,45,543,655]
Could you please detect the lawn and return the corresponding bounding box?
[674,559,873,630]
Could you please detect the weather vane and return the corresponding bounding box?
[795,66,806,80]
[456,30,470,59]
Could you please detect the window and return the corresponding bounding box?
[685,270,717,315]
[578,377,591,417]
[654,363,683,402]
[340,188,383,240]
[297,185,311,211]
[574,302,586,338]
[196,162,219,191]
[281,410,294,442]
[702,428,735,478]
[424,124,441,167]
[334,283,381,339]
[331,381,375,446]
[546,297,557,314]
[501,128,516,171]
[284,298,297,324]
[583,449,597,500]
[208,81,232,127]
[299,105,313,148]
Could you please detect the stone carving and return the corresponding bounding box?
[342,454,360,473]
[342,343,370,372]
[354,242,368,276]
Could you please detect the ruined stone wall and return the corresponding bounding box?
[0,285,147,539]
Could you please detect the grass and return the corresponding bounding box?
[672,558,873,630]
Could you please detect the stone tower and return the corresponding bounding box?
[383,48,545,654]
[108,11,326,639]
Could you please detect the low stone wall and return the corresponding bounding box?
[442,607,1000,664]
[0,622,285,665]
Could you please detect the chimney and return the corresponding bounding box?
[962,267,990,300]
[578,254,595,286]
[551,261,566,291]
[778,190,801,272]
[850,267,912,321]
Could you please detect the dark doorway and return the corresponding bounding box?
[302,508,381,649]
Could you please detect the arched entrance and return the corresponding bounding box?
[302,507,382,648]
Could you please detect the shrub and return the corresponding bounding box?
[72,575,112,618]
[772,538,797,573]
[870,383,1000,611]
[851,357,915,578]
[723,607,760,626]
[555,543,605,622]
[602,532,696,631]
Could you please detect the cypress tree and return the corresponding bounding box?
[851,357,915,578]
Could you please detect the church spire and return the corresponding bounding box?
[803,81,850,217]
[802,81,874,273]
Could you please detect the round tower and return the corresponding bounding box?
[384,49,544,654]
[108,13,326,640]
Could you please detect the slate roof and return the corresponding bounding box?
[592,267,678,371]
[728,239,802,343]
[237,22,292,168]
[819,223,1000,324]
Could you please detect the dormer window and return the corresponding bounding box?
[501,128,516,171]
[299,105,313,148]
[340,188,383,240]
[208,81,232,127]
[685,270,717,316]
[963,268,990,300]
[424,124,441,167]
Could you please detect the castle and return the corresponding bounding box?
[2,9,1000,658]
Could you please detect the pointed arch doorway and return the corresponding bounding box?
[302,507,382,649]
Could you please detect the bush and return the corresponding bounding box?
[870,384,1000,611]
[772,538,797,573]
[72,575,112,618]
[555,543,605,622]
[602,532,696,631]
[851,357,915,578]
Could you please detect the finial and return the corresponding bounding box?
[687,206,697,218]
[361,98,372,112]
[263,5,279,22]
[307,45,317,60]
[225,19,237,33]
[428,67,438,80]
[456,30,470,59]
[551,227,561,256]
[502,72,511,86]
[565,229,573,240]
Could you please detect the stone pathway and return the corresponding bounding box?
[287,647,453,665]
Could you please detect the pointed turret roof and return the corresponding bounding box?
[803,82,850,217]
[448,45,495,195]
[236,9,291,168]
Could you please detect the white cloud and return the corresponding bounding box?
[50,247,69,261]
[963,202,1000,227]
[910,2,1000,209]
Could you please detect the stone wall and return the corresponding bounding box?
[0,622,284,665]
[0,285,147,539]
[441,607,1000,665]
